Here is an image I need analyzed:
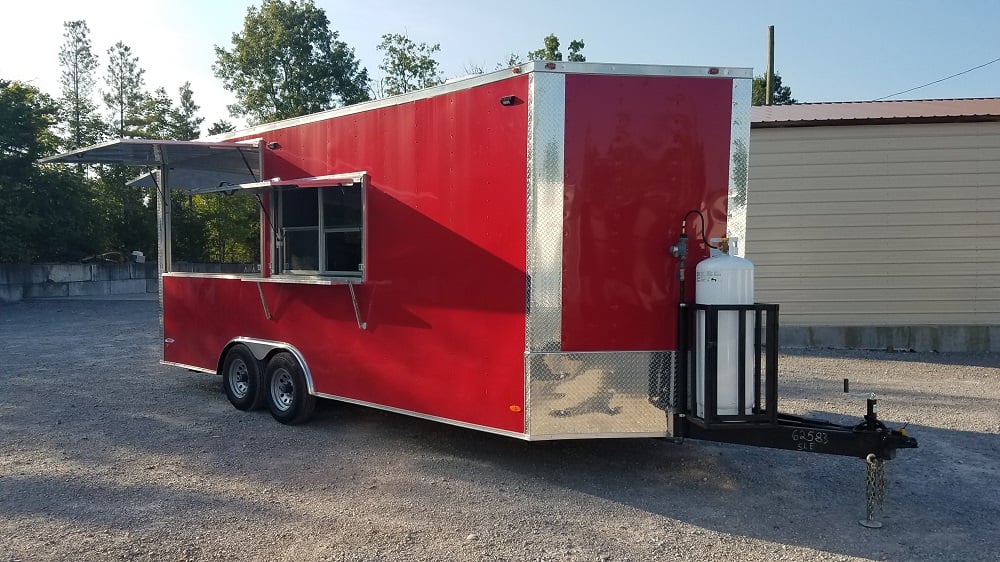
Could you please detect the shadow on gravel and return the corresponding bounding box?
[296,400,1000,561]
[3,299,998,561]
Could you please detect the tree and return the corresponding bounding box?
[0,80,103,262]
[57,20,103,149]
[752,72,796,106]
[376,33,444,96]
[98,42,158,255]
[102,41,147,137]
[527,34,586,62]
[501,53,522,69]
[168,82,204,140]
[214,0,370,124]
[207,119,236,136]
[136,86,174,139]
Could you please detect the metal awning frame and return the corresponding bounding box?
[186,171,369,195]
[40,138,264,281]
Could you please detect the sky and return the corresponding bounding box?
[2,0,998,135]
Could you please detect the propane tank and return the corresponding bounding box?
[695,240,755,417]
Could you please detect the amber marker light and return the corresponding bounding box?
[512,67,522,74]
[509,405,523,412]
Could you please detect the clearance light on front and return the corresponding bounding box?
[708,67,720,75]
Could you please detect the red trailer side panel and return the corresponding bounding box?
[561,74,733,352]
[164,76,531,433]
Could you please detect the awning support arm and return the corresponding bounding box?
[238,148,259,182]
[348,283,367,330]
[256,282,272,320]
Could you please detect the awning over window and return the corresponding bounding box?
[40,138,262,192]
[176,171,369,195]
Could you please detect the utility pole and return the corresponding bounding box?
[766,25,775,105]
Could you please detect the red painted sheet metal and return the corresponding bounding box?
[165,76,530,433]
[561,74,733,351]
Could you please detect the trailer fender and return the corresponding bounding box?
[220,337,317,395]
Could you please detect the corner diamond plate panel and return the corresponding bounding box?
[525,351,675,437]
[526,73,566,352]
[727,78,752,257]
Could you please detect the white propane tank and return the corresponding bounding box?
[695,247,755,417]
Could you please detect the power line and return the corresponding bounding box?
[873,56,1000,101]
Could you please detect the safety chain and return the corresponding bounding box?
[861,453,887,528]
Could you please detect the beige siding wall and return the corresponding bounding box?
[747,121,1000,326]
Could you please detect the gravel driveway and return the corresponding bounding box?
[1,298,998,561]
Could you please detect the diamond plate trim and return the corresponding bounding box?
[525,351,675,437]
[727,78,752,257]
[525,73,566,352]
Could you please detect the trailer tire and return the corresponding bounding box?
[265,352,315,425]
[222,344,265,411]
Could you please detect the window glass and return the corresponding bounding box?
[283,229,319,272]
[323,187,362,227]
[275,182,364,278]
[325,230,363,274]
[281,188,318,227]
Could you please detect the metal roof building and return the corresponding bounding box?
[753,98,1000,127]
[746,98,1000,351]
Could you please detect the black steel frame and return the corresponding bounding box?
[675,303,917,460]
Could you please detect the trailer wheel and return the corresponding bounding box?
[265,352,316,425]
[222,344,265,411]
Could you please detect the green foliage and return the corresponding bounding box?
[752,72,796,105]
[207,119,236,136]
[377,33,444,96]
[193,193,259,262]
[135,86,174,139]
[0,81,58,171]
[502,53,523,68]
[58,20,104,149]
[169,82,204,140]
[92,165,156,257]
[214,0,370,125]
[103,41,147,137]
[169,191,260,263]
[527,34,586,62]
[0,80,103,263]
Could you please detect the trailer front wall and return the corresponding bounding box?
[560,74,733,352]
[164,76,531,434]
[523,70,745,438]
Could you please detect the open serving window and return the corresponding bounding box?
[40,139,368,285]
[257,173,367,280]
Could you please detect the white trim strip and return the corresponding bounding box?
[160,360,215,374]
[208,62,751,142]
[525,431,668,441]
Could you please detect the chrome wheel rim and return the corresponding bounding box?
[270,368,295,412]
[228,359,249,398]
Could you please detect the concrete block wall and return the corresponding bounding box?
[0,263,159,302]
[0,262,259,303]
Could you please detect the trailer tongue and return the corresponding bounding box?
[670,301,916,463]
[666,233,916,526]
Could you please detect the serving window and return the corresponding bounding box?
[276,183,364,278]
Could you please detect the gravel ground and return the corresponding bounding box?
[1,298,998,561]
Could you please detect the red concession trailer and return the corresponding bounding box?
[44,62,914,476]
